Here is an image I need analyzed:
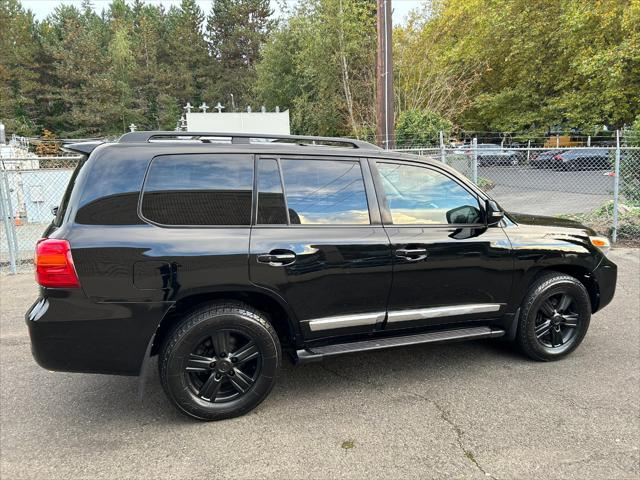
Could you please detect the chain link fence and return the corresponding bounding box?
[1,156,82,274]
[395,142,640,246]
[1,139,639,274]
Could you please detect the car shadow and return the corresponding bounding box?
[37,338,529,427]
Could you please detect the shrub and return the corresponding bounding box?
[559,201,640,246]
[621,116,640,207]
[395,110,452,148]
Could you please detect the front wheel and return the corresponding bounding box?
[159,302,281,421]
[516,273,591,361]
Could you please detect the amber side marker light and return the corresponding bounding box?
[589,236,611,255]
[35,238,81,288]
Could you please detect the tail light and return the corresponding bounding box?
[35,238,80,288]
[553,154,563,161]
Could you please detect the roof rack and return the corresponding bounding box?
[117,131,380,150]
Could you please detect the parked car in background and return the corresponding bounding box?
[530,149,565,168]
[472,144,520,166]
[553,148,611,171]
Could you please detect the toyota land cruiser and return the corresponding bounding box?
[26,132,617,420]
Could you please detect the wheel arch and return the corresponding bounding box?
[532,265,600,313]
[504,264,599,343]
[151,288,300,356]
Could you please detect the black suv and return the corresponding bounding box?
[26,132,617,421]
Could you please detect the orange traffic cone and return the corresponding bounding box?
[14,215,22,226]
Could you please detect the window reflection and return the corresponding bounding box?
[142,154,253,226]
[281,159,370,225]
[257,159,287,224]
[378,163,481,225]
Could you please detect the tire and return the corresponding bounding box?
[159,302,281,421]
[516,273,591,361]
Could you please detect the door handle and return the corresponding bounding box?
[257,250,296,266]
[395,248,428,261]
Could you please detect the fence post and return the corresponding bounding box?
[439,130,447,165]
[0,164,17,274]
[472,137,478,184]
[526,140,531,165]
[612,130,621,243]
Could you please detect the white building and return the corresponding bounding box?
[183,104,290,135]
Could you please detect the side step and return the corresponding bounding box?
[296,326,505,363]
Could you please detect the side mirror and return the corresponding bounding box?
[446,205,481,224]
[486,200,504,226]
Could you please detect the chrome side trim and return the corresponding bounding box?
[387,304,503,323]
[307,312,385,332]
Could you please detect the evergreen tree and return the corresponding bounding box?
[0,0,41,134]
[38,2,114,135]
[164,0,209,107]
[205,0,273,109]
[130,1,177,129]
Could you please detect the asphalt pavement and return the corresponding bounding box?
[1,249,638,479]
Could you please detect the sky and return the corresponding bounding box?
[22,0,425,24]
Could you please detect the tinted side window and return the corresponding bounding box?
[280,159,370,225]
[141,154,253,226]
[257,159,287,224]
[377,163,481,225]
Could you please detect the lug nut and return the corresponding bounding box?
[231,357,238,363]
[228,370,235,376]
[220,352,227,358]
[209,362,216,369]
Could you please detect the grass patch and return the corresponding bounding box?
[341,440,355,450]
[559,201,640,246]
[477,177,496,192]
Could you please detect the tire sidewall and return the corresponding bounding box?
[162,308,280,420]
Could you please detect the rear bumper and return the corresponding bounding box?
[26,291,172,376]
[592,256,617,312]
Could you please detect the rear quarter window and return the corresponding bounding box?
[141,154,254,226]
[53,158,85,227]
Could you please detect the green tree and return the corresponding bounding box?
[0,0,41,134]
[206,0,273,109]
[396,0,640,133]
[38,2,115,136]
[255,0,376,137]
[395,109,452,147]
[164,0,209,106]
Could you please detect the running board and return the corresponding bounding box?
[296,326,505,363]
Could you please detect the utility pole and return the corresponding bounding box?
[376,0,394,149]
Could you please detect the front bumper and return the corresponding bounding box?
[592,255,617,312]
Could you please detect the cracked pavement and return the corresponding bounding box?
[1,249,639,479]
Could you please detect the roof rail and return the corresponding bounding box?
[117,131,380,150]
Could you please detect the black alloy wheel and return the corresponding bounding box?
[160,302,281,421]
[533,292,580,351]
[185,329,261,403]
[517,272,591,361]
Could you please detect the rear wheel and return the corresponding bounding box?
[516,273,591,361]
[159,302,281,421]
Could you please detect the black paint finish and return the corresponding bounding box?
[26,140,617,376]
[249,226,393,339]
